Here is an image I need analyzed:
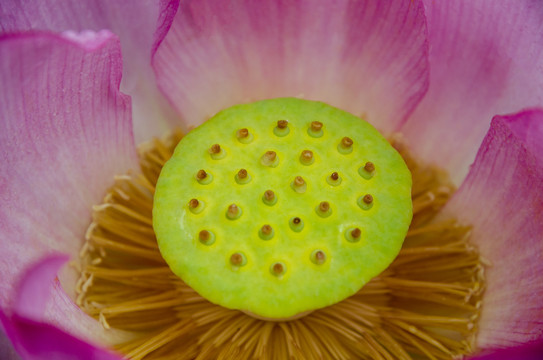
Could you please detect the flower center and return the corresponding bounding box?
[76,101,485,360]
[153,98,412,319]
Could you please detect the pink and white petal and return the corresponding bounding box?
[469,340,543,360]
[0,0,180,141]
[153,0,429,133]
[0,31,138,340]
[442,109,543,348]
[401,0,543,184]
[1,255,123,359]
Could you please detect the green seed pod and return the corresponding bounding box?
[153,98,412,319]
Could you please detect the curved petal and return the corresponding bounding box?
[441,109,543,347]
[153,0,429,133]
[0,31,138,340]
[401,0,543,184]
[0,0,179,140]
[0,256,122,359]
[469,341,543,360]
[0,328,19,360]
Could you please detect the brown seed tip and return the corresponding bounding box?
[265,151,277,161]
[364,162,375,173]
[199,230,210,242]
[315,251,326,264]
[230,253,243,266]
[277,120,288,129]
[351,228,361,239]
[363,194,373,204]
[341,137,353,148]
[261,225,272,236]
[237,128,249,138]
[196,169,207,180]
[273,263,284,275]
[331,172,339,181]
[210,144,221,154]
[302,150,313,160]
[264,190,275,201]
[238,169,248,179]
[294,176,305,187]
[319,201,330,212]
[189,198,199,208]
[293,217,301,225]
[228,204,239,216]
[311,121,323,132]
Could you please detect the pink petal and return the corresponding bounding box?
[401,0,543,184]
[442,109,543,347]
[153,0,429,133]
[469,340,543,360]
[0,0,180,140]
[0,31,138,341]
[0,256,122,359]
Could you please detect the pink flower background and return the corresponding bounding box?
[0,0,542,359]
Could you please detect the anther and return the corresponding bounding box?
[338,137,353,154]
[259,224,274,240]
[359,161,376,179]
[289,216,304,232]
[188,198,205,214]
[226,204,242,220]
[308,121,324,138]
[260,150,279,167]
[316,201,332,218]
[262,190,277,206]
[311,250,326,265]
[236,128,253,144]
[196,169,213,185]
[291,176,307,193]
[300,150,314,166]
[326,171,342,186]
[230,252,246,267]
[209,143,226,159]
[271,262,286,277]
[199,230,215,245]
[274,120,290,137]
[345,227,362,243]
[235,168,251,184]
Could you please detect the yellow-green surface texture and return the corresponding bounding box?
[153,98,412,319]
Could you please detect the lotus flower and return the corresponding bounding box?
[1,0,542,359]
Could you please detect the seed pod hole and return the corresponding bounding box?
[198,230,215,245]
[357,194,374,210]
[358,161,376,180]
[235,168,252,184]
[259,224,275,240]
[310,250,327,265]
[209,144,226,160]
[345,227,362,243]
[291,176,307,194]
[188,198,205,214]
[299,150,314,166]
[230,252,247,268]
[289,217,304,232]
[308,121,324,138]
[195,169,213,185]
[337,137,353,154]
[260,150,279,167]
[274,120,290,137]
[236,128,253,144]
[262,190,278,206]
[270,262,286,278]
[226,203,242,220]
[316,201,332,218]
[326,172,342,186]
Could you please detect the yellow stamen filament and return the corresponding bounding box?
[76,130,484,360]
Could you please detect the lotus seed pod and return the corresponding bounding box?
[153,97,412,319]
